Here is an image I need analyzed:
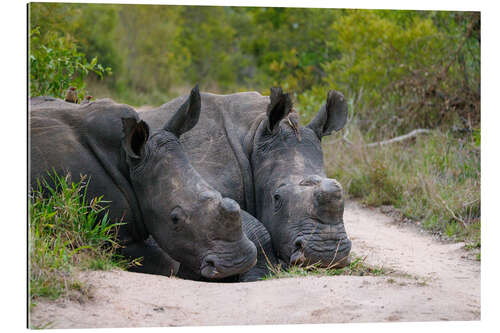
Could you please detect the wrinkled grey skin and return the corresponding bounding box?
[141,87,351,271]
[30,87,257,280]
[238,210,278,282]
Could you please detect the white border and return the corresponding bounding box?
[3,1,498,332]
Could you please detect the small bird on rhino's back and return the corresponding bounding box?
[64,86,78,104]
[81,95,93,104]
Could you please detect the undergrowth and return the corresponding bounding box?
[324,127,480,247]
[29,172,127,306]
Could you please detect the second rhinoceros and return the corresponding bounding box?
[141,87,352,271]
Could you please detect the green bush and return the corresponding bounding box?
[29,26,111,100]
[321,10,479,138]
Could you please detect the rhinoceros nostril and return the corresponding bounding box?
[295,237,305,250]
[205,258,215,267]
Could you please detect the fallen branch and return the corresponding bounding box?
[365,129,432,147]
[342,128,431,147]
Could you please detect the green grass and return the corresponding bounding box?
[323,128,480,247]
[29,172,127,307]
[262,254,387,280]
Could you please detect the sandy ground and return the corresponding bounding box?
[29,201,480,328]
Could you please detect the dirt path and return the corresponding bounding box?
[29,201,480,328]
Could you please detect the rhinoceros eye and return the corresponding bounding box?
[170,206,186,231]
[273,193,283,213]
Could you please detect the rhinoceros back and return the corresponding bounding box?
[141,92,269,212]
[30,99,91,185]
[30,98,147,242]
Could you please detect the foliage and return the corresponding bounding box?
[114,5,189,100]
[323,128,480,245]
[178,6,243,90]
[241,7,342,93]
[318,10,479,138]
[29,172,125,303]
[29,5,480,120]
[29,2,120,77]
[29,26,111,100]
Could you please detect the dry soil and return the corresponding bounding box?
[29,201,480,328]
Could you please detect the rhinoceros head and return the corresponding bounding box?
[122,86,256,279]
[251,87,351,269]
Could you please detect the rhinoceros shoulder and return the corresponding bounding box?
[30,97,137,131]
[193,91,269,125]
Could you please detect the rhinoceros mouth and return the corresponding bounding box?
[289,246,350,268]
[200,241,258,279]
[200,259,219,278]
[288,224,352,269]
[200,255,257,279]
[289,248,307,266]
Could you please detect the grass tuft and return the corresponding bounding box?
[262,254,387,280]
[29,171,126,306]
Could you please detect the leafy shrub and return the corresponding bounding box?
[322,10,479,137]
[29,26,111,100]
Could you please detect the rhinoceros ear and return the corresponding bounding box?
[306,90,347,139]
[121,117,150,159]
[164,85,201,137]
[266,87,292,134]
